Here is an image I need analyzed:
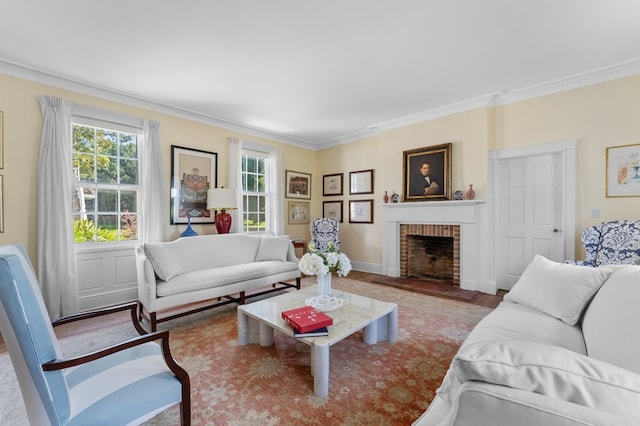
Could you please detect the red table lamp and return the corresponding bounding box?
[207,188,237,234]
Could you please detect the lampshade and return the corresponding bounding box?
[207,188,237,210]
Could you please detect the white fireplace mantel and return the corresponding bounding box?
[381,200,490,293]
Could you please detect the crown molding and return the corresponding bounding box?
[2,57,639,151]
[0,60,317,150]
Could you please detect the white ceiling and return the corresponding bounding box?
[2,0,640,149]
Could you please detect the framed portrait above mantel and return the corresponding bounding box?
[606,143,640,197]
[402,143,452,202]
[170,145,218,224]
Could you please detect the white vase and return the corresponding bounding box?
[317,272,332,296]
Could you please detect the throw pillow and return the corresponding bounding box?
[504,254,612,325]
[255,236,290,262]
[453,340,640,418]
[144,243,183,281]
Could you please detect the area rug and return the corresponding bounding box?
[0,277,492,425]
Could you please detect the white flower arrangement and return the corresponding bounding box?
[298,241,352,277]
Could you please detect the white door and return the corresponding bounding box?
[495,152,565,290]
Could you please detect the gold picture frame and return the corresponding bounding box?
[606,143,640,197]
[403,143,452,201]
[0,111,4,169]
[288,201,310,224]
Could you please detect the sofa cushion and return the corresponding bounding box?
[144,243,183,281]
[504,255,612,325]
[582,265,640,375]
[156,261,298,297]
[452,340,640,418]
[255,236,290,262]
[462,301,587,354]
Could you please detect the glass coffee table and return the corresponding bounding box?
[237,285,398,397]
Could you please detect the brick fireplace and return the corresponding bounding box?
[400,224,460,285]
[381,200,485,292]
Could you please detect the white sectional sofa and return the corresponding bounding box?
[414,255,640,426]
[135,233,301,331]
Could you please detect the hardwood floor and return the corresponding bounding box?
[348,270,504,309]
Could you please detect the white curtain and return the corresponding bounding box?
[271,147,285,235]
[226,137,243,233]
[37,96,79,319]
[140,120,166,243]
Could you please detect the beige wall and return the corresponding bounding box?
[0,73,315,264]
[1,72,639,268]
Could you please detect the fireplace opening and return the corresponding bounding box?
[407,235,454,283]
[399,223,460,285]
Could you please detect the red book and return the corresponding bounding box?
[281,306,333,333]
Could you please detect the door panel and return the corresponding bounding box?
[497,152,564,290]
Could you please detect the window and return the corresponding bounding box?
[71,123,140,243]
[241,151,270,232]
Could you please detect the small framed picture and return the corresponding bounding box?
[323,173,343,196]
[349,169,374,195]
[606,144,640,197]
[349,199,374,224]
[323,200,343,223]
[288,201,310,224]
[403,143,452,202]
[285,170,311,199]
[170,145,218,224]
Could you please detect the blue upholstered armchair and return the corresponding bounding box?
[0,244,190,425]
[565,220,640,267]
[310,218,340,251]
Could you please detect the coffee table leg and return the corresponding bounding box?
[237,309,249,345]
[388,306,398,343]
[313,338,330,397]
[259,322,274,346]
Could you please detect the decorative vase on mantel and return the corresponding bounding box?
[317,272,332,296]
[466,184,475,200]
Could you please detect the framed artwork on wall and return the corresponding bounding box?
[323,173,343,196]
[285,170,311,199]
[170,145,218,224]
[0,175,3,232]
[288,201,310,224]
[349,169,374,195]
[606,143,640,197]
[402,142,452,201]
[349,199,374,224]
[323,200,343,223]
[0,111,3,169]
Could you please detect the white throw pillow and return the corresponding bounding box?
[452,340,640,418]
[504,254,612,325]
[144,243,183,281]
[255,236,290,262]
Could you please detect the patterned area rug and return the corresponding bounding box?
[0,277,492,425]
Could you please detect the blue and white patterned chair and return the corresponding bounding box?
[565,220,640,266]
[0,244,191,425]
[310,218,341,251]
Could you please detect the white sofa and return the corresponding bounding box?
[135,233,301,331]
[414,255,640,426]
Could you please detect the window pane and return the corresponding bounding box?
[120,190,137,212]
[73,126,94,153]
[72,185,96,213]
[246,156,256,173]
[98,130,118,156]
[258,175,265,193]
[121,213,137,240]
[97,189,117,212]
[96,155,117,183]
[120,133,137,159]
[73,215,96,242]
[73,153,95,181]
[120,159,138,184]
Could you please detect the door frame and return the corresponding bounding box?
[486,139,577,293]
